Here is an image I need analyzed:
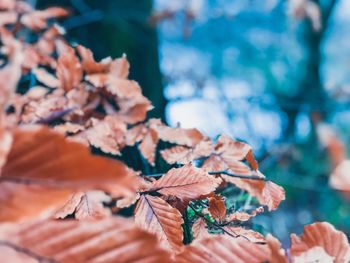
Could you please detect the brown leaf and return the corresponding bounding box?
[74,191,111,220]
[223,226,265,243]
[153,122,205,147]
[109,55,129,79]
[135,194,184,253]
[330,160,350,193]
[0,127,12,173]
[56,47,82,91]
[76,45,111,74]
[161,140,214,165]
[139,128,158,166]
[176,235,270,263]
[222,174,285,211]
[0,217,170,262]
[266,234,287,263]
[192,217,210,240]
[0,126,141,222]
[85,116,127,155]
[53,192,85,219]
[125,124,147,146]
[226,206,264,222]
[290,221,350,262]
[32,67,60,88]
[150,164,222,201]
[54,191,111,220]
[208,195,226,221]
[20,7,68,31]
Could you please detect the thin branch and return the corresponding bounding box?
[145,170,265,181]
[35,108,76,124]
[0,241,55,263]
[208,171,265,181]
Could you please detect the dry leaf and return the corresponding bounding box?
[0,126,141,222]
[208,195,226,221]
[0,217,170,262]
[222,174,285,211]
[139,128,158,166]
[85,116,126,155]
[150,164,222,201]
[223,226,265,243]
[330,160,350,193]
[56,47,82,91]
[192,217,210,240]
[176,235,270,263]
[135,194,184,254]
[290,222,350,262]
[266,234,287,263]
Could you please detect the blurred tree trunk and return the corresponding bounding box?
[37,0,166,121]
[281,0,338,140]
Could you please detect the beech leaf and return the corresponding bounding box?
[134,194,184,253]
[150,164,222,201]
[0,217,170,262]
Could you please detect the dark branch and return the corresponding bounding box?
[208,171,265,181]
[145,170,265,181]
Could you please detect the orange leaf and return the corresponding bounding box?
[56,47,82,91]
[54,191,111,220]
[330,160,350,193]
[0,217,170,262]
[266,234,287,263]
[208,195,226,221]
[176,235,270,263]
[0,127,12,173]
[290,222,350,262]
[161,140,214,165]
[135,194,184,253]
[139,128,158,166]
[32,67,60,88]
[222,174,285,211]
[76,44,111,74]
[150,164,222,201]
[153,122,205,147]
[223,226,265,243]
[192,217,210,240]
[226,206,264,222]
[85,116,126,155]
[0,126,140,222]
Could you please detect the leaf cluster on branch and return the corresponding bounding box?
[0,1,349,262]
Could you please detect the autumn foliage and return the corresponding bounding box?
[0,1,349,262]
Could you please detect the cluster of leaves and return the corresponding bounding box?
[0,1,349,262]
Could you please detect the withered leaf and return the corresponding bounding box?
[135,194,184,254]
[0,217,170,262]
[150,164,222,201]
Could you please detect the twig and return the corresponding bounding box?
[208,171,265,181]
[188,203,266,244]
[0,241,55,263]
[35,108,76,124]
[145,170,265,181]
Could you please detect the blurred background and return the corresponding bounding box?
[35,0,350,244]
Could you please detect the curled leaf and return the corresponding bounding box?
[290,222,350,262]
